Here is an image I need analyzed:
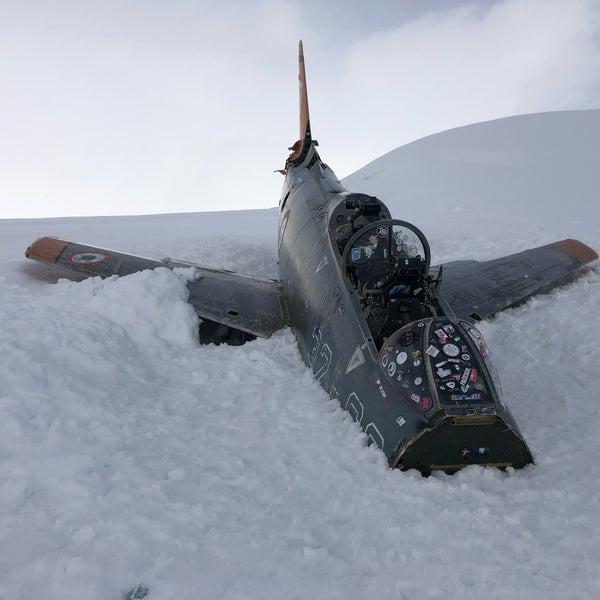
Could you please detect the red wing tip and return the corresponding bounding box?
[554,239,598,265]
[25,236,69,263]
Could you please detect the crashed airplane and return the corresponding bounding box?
[26,42,597,474]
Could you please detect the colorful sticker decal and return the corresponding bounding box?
[351,248,361,261]
[376,379,390,405]
[67,252,111,265]
[434,329,448,344]
[420,397,433,411]
[450,392,482,402]
[388,362,397,377]
[381,354,389,368]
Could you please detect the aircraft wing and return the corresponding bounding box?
[25,236,288,338]
[437,239,598,321]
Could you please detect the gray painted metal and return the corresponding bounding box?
[24,44,597,473]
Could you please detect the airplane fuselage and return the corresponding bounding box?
[278,144,533,473]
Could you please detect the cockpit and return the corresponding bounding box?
[340,219,438,347]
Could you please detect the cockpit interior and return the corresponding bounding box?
[330,194,440,348]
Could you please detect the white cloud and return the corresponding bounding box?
[1,0,599,217]
[318,0,600,175]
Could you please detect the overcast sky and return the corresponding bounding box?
[2,0,600,218]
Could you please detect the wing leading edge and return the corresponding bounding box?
[26,236,288,339]
[438,239,598,320]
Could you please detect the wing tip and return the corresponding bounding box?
[25,236,68,264]
[554,239,598,266]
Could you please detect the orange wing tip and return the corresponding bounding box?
[25,236,69,263]
[554,239,598,265]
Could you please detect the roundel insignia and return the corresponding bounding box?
[67,251,111,265]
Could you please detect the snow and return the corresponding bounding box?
[2,110,600,599]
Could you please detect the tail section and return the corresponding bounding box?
[287,40,313,166]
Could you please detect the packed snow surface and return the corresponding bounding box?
[2,110,600,599]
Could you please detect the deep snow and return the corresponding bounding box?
[1,110,600,599]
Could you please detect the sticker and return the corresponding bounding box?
[437,368,452,378]
[410,393,420,403]
[396,416,406,427]
[420,397,433,411]
[434,329,448,344]
[351,248,361,261]
[67,252,111,265]
[442,324,455,334]
[376,379,389,404]
[442,343,460,357]
[450,392,482,402]
[469,369,478,382]
[399,332,415,347]
[446,381,456,390]
[468,326,482,339]
[386,345,394,353]
[381,354,389,368]
[412,350,422,359]
[460,369,472,387]
[388,362,397,377]
[461,354,471,361]
[396,352,408,365]
[435,361,447,368]
[426,345,440,357]
[417,322,425,328]
[414,377,423,386]
[396,371,404,382]
[376,226,388,237]
[407,245,418,257]
[413,359,421,367]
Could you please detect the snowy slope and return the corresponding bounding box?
[1,110,600,599]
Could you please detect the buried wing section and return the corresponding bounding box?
[26,236,288,344]
[438,239,598,321]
